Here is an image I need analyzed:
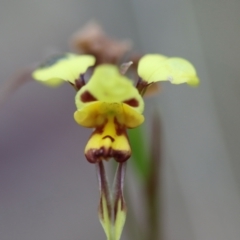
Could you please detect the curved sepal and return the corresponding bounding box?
[32,53,95,86]
[138,54,199,86]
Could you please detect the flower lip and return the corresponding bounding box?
[84,116,131,163]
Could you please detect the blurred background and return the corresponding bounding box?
[1,0,240,239]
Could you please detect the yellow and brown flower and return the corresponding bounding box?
[32,53,199,163]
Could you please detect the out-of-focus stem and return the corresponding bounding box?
[124,184,146,240]
[145,113,162,240]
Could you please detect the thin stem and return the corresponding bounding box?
[112,162,127,240]
[96,161,113,240]
[96,162,108,195]
[113,162,126,213]
[111,161,144,240]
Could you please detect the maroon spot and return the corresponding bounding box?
[85,147,110,163]
[80,91,97,102]
[114,117,128,135]
[85,147,131,164]
[123,98,139,107]
[112,150,131,163]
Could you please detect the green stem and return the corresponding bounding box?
[111,162,145,240]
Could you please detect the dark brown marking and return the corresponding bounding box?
[80,91,97,102]
[114,195,125,221]
[74,75,85,90]
[99,197,103,218]
[102,135,115,142]
[123,98,139,107]
[93,121,108,135]
[85,147,130,164]
[112,149,131,163]
[136,77,151,96]
[114,117,128,136]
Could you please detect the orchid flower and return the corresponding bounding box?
[32,52,199,240]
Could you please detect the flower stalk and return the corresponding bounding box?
[113,162,127,240]
[96,161,127,240]
[96,161,112,239]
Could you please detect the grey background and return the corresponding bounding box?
[1,0,240,239]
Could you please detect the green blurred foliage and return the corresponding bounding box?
[128,126,150,181]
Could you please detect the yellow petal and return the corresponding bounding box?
[163,58,200,86]
[75,64,144,114]
[122,104,144,128]
[32,53,95,86]
[74,102,106,128]
[138,54,199,86]
[137,54,167,82]
[74,102,144,129]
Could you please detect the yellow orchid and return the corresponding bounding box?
[33,53,199,165]
[32,52,199,240]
